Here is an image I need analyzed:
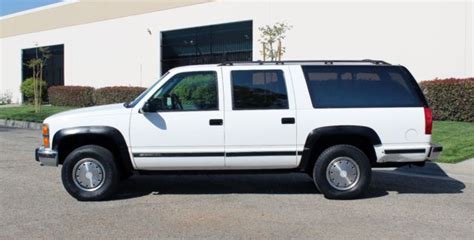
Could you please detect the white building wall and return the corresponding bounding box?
[0,38,3,93]
[0,0,472,103]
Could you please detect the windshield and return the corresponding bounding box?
[124,72,169,108]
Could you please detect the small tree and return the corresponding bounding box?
[258,22,292,61]
[25,47,50,113]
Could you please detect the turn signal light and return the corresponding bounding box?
[42,124,49,136]
[42,124,50,148]
[43,136,50,148]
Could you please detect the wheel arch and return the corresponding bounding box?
[298,125,381,173]
[52,126,133,177]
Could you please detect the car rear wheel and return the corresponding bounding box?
[313,144,371,199]
[61,145,119,201]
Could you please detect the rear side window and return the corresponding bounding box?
[231,70,289,110]
[302,66,425,108]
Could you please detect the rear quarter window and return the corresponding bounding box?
[302,65,426,108]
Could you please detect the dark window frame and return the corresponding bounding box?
[21,44,65,102]
[21,44,64,84]
[160,20,253,74]
[230,69,290,111]
[148,70,220,112]
[301,65,427,109]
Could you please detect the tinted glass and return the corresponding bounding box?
[231,70,289,110]
[161,21,252,73]
[151,71,218,111]
[302,66,425,108]
[22,44,64,102]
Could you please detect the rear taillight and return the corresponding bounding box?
[424,107,433,134]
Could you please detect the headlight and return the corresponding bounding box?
[42,124,50,148]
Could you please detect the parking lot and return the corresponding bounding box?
[0,126,472,239]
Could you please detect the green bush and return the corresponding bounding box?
[420,78,474,122]
[95,86,146,105]
[48,86,95,107]
[20,78,47,102]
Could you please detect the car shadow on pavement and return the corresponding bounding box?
[113,165,465,200]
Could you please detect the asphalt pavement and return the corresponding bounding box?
[0,126,472,239]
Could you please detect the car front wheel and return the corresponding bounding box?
[61,145,119,201]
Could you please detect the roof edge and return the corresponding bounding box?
[0,0,79,20]
[0,0,213,39]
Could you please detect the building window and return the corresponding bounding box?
[161,21,252,73]
[22,44,64,101]
[231,70,289,110]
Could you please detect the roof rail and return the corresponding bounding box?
[219,59,390,66]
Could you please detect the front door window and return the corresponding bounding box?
[148,71,218,111]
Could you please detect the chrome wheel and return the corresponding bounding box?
[72,158,105,191]
[326,157,360,191]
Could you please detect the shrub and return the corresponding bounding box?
[420,78,474,122]
[20,78,47,103]
[48,86,95,107]
[0,90,13,105]
[95,86,146,105]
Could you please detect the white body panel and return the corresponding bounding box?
[222,65,297,169]
[288,64,431,166]
[129,66,225,170]
[45,103,132,146]
[43,103,134,166]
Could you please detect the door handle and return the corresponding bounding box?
[281,117,295,124]
[209,119,223,126]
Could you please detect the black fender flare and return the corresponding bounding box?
[52,126,133,173]
[298,125,381,172]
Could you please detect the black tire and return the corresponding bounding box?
[61,145,119,201]
[313,144,371,199]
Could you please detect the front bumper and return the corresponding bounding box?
[35,147,58,167]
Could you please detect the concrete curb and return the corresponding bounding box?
[0,119,42,130]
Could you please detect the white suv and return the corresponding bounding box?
[35,60,442,201]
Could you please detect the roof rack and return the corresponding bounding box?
[219,59,390,66]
